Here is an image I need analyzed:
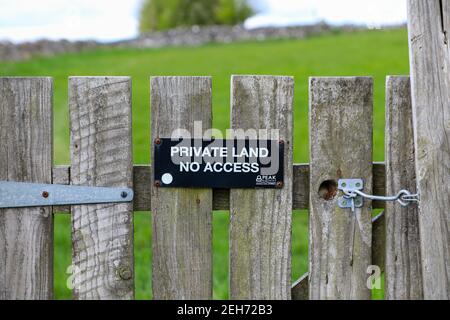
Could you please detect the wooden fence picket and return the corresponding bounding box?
[384,76,422,299]
[69,77,134,299]
[0,77,54,299]
[229,75,294,300]
[292,211,386,300]
[150,76,213,300]
[407,0,450,299]
[309,77,373,300]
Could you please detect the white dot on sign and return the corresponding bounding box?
[161,173,173,185]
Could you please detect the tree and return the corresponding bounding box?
[215,0,254,25]
[139,0,254,33]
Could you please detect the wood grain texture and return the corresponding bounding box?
[69,77,133,300]
[385,76,423,300]
[230,75,293,300]
[293,164,310,210]
[407,0,450,299]
[292,212,386,300]
[52,165,70,213]
[53,165,70,185]
[309,77,373,300]
[151,76,213,299]
[372,163,386,209]
[133,165,151,212]
[0,77,53,299]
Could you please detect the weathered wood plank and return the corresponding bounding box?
[293,164,309,210]
[385,76,422,300]
[407,0,450,299]
[52,165,70,213]
[0,77,53,299]
[69,77,134,299]
[133,165,151,212]
[292,212,386,300]
[372,163,386,209]
[309,77,373,300]
[53,165,70,185]
[151,76,213,299]
[230,75,294,300]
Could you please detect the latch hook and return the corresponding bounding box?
[338,179,419,212]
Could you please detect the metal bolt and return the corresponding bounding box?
[276,181,283,188]
[341,182,347,188]
[355,182,361,188]
[42,191,49,198]
[121,191,128,199]
[154,138,161,145]
[154,180,161,187]
[118,266,132,280]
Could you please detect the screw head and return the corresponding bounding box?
[42,191,49,198]
[154,138,161,145]
[342,199,347,206]
[276,181,283,188]
[154,180,161,187]
[341,182,347,188]
[121,191,128,198]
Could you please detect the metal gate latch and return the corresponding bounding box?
[338,179,419,212]
[0,181,134,209]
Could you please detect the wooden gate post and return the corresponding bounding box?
[151,77,213,300]
[0,77,53,299]
[229,75,294,300]
[407,0,450,299]
[385,76,422,299]
[69,77,134,299]
[309,77,373,300]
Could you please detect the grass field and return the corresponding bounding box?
[0,28,410,299]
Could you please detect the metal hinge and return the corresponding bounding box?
[0,181,133,209]
[338,179,419,212]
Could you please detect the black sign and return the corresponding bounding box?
[154,138,284,188]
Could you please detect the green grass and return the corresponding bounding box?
[0,28,409,299]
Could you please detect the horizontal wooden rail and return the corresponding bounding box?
[54,162,387,300]
[52,162,386,213]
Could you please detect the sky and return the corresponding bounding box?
[0,0,408,43]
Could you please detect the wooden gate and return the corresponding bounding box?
[0,0,449,301]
